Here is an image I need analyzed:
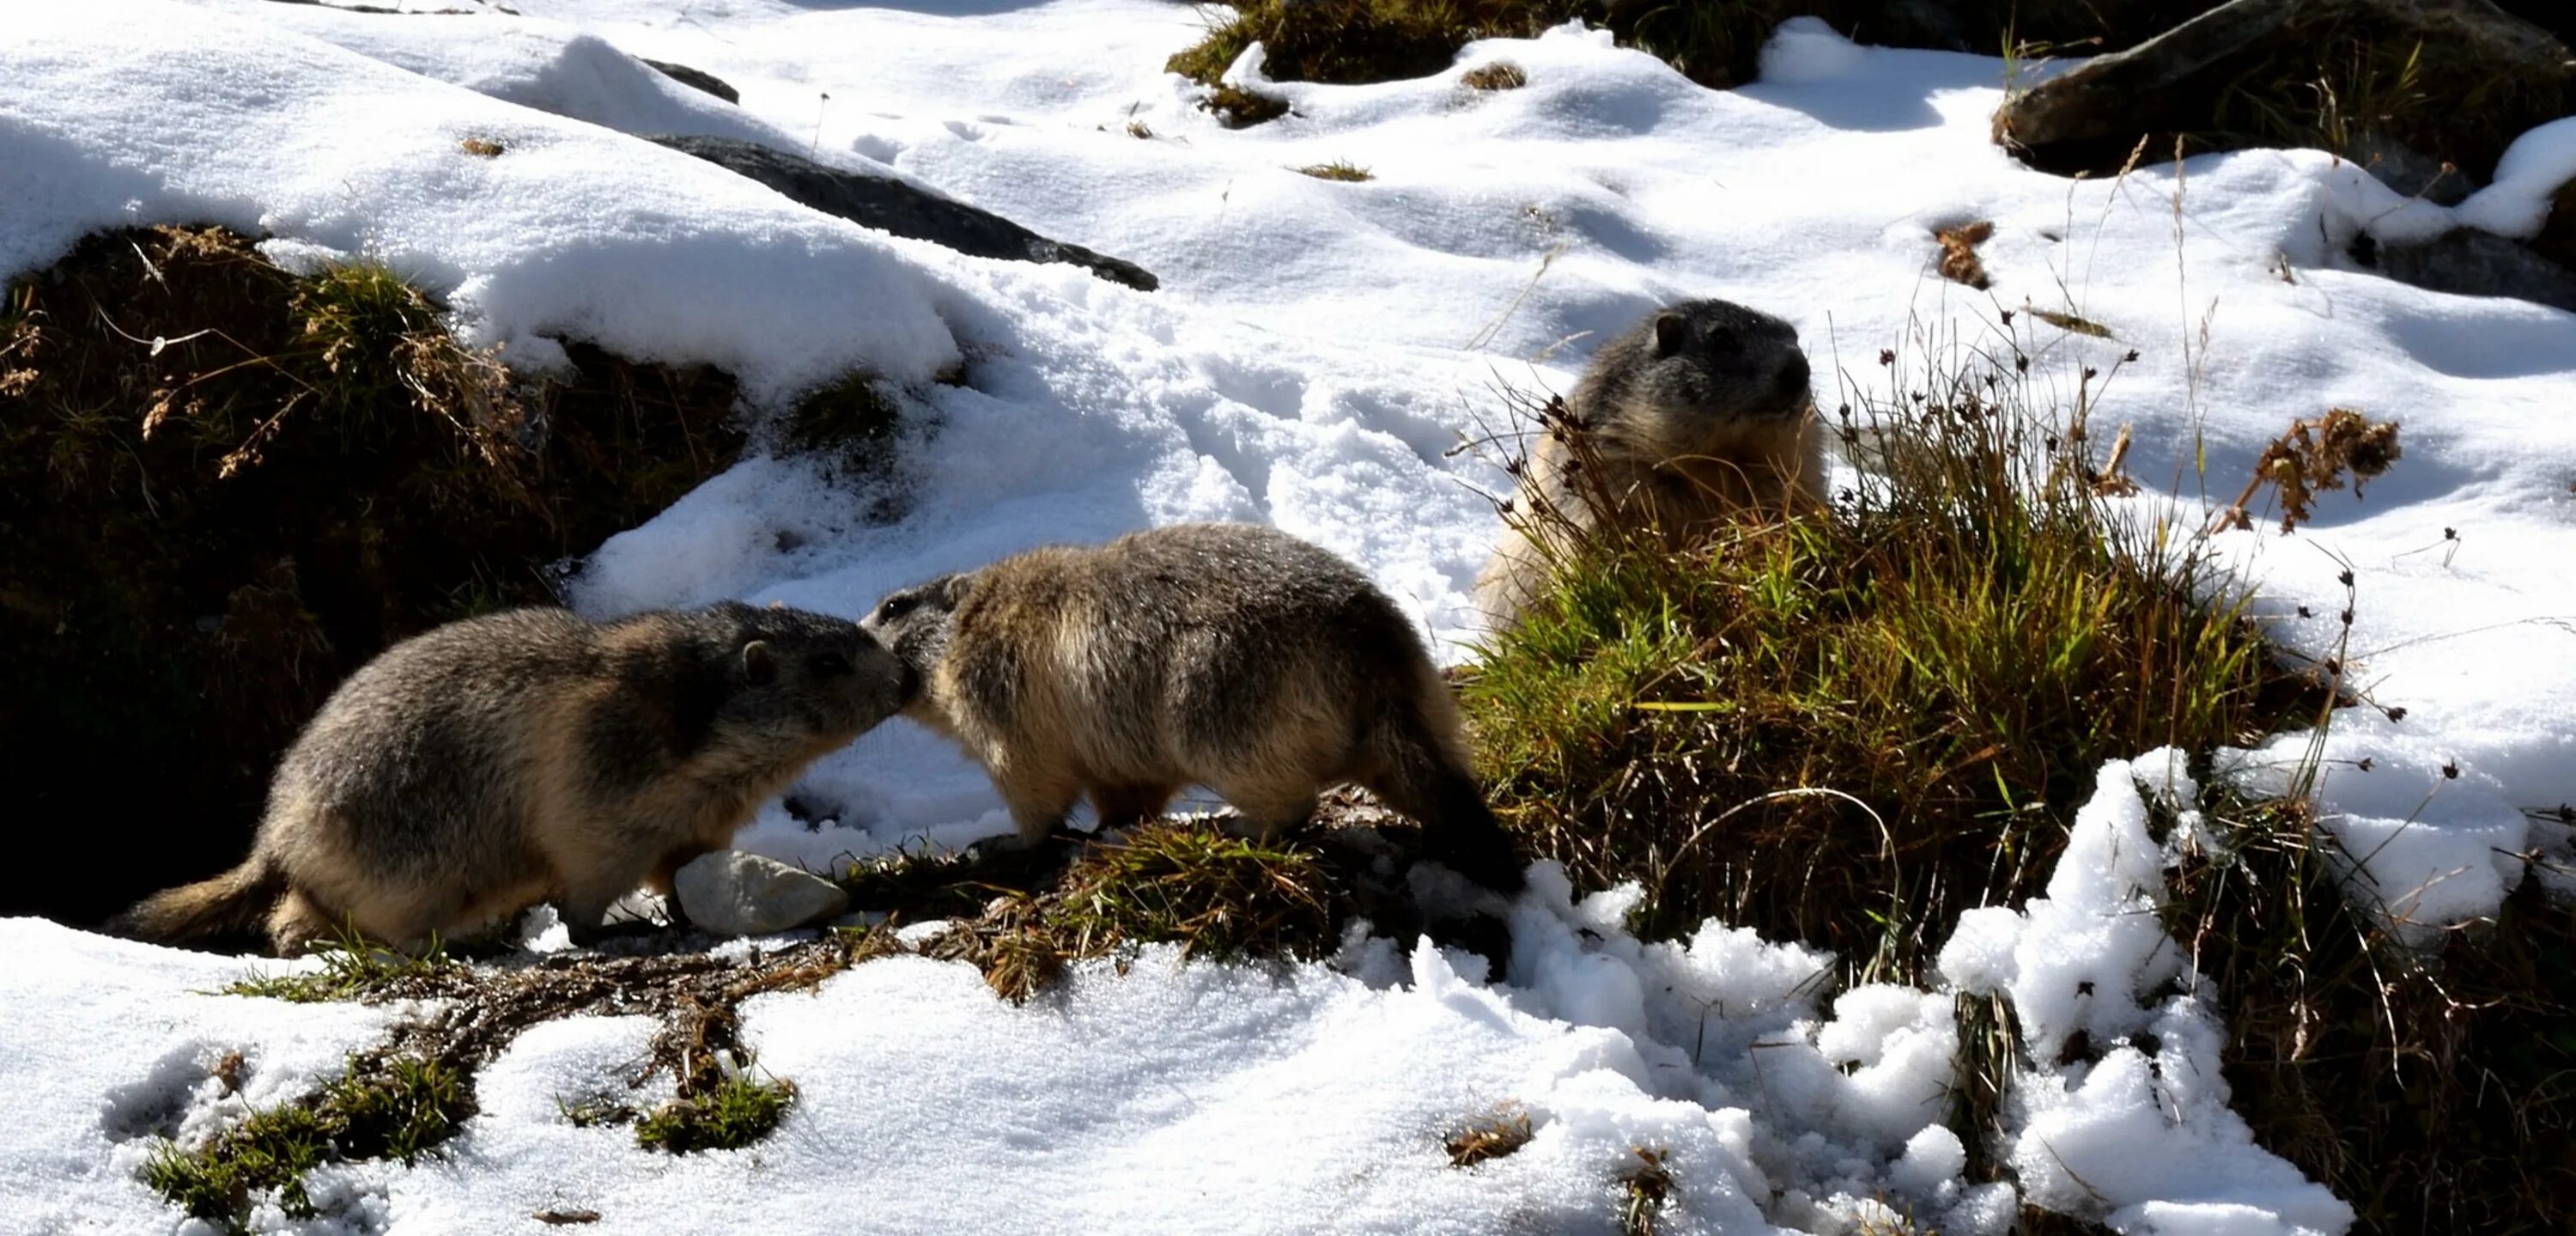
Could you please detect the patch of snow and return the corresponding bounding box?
[8,1,2576,1229]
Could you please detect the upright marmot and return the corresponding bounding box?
[1475,297,1826,627]
[110,601,906,955]
[861,522,1527,892]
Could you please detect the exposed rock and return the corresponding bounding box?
[648,135,1158,291]
[2360,226,2576,312]
[672,850,851,937]
[641,58,738,105]
[2345,128,2476,205]
[2530,180,2576,268]
[1994,0,2571,176]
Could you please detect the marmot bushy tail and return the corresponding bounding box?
[1477,297,1826,629]
[863,521,1527,893]
[107,856,286,947]
[108,601,907,955]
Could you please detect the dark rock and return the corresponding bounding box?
[2530,180,2576,269]
[1994,0,2571,176]
[2345,128,2476,205]
[2360,226,2576,312]
[641,59,739,105]
[647,134,1158,292]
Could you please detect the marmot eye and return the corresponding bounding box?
[814,651,853,677]
[877,593,919,621]
[1705,328,1740,355]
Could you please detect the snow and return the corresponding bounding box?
[5,1,2575,1231]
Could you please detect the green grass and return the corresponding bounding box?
[1297,161,1377,181]
[143,1055,466,1232]
[1047,825,1338,965]
[222,928,456,1003]
[1461,338,2308,971]
[634,1075,797,1153]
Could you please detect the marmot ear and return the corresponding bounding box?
[742,639,776,685]
[1653,312,1689,357]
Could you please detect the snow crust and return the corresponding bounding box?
[5,3,2574,1232]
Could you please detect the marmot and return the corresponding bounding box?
[1475,297,1826,628]
[108,601,906,955]
[860,522,1527,892]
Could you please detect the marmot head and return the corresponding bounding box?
[683,600,908,752]
[859,570,977,709]
[1597,298,1811,454]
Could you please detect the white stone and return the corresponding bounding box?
[672,850,849,938]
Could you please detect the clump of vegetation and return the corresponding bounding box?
[222,927,458,1003]
[144,1055,467,1232]
[1618,1145,1673,1236]
[2196,27,2569,192]
[2162,788,2576,1233]
[0,226,745,928]
[1461,338,2311,966]
[2210,406,2403,533]
[1204,83,1292,127]
[878,821,1353,1002]
[782,369,902,479]
[1459,60,1528,90]
[1297,161,1377,181]
[1163,2,2215,94]
[1049,825,1338,963]
[634,1074,797,1153]
[1444,1105,1534,1166]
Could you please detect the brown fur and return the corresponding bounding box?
[1477,297,1826,628]
[863,522,1526,892]
[109,602,904,955]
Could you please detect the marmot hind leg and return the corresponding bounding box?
[1091,782,1179,831]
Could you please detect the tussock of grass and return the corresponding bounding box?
[1050,825,1337,963]
[1618,1146,1673,1236]
[634,1075,796,1153]
[1297,161,1377,181]
[882,822,1347,1003]
[144,1055,465,1231]
[2162,790,2576,1233]
[1461,335,2309,967]
[1203,83,1291,127]
[1459,60,1528,90]
[1444,1105,1534,1166]
[222,929,457,1003]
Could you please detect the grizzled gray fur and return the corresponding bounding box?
[109,601,904,954]
[863,522,1526,893]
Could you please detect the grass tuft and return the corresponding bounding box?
[143,1055,466,1232]
[1459,61,1528,90]
[222,927,457,1003]
[1297,161,1376,181]
[1461,330,2312,969]
[1618,1145,1673,1236]
[634,1075,797,1154]
[2161,788,2576,1232]
[1444,1105,1534,1166]
[1048,825,1338,965]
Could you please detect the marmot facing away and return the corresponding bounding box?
[1475,297,1826,627]
[861,523,1527,893]
[110,602,906,955]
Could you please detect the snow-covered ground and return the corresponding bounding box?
[3,1,2572,1232]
